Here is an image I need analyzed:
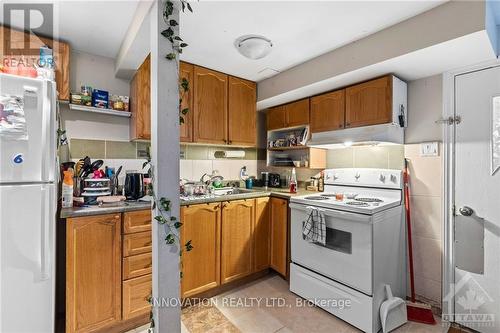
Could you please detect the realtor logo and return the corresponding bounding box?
[2,3,54,55]
[443,273,495,328]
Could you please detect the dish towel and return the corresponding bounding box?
[302,206,326,246]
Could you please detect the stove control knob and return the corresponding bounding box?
[333,173,339,181]
[355,172,361,181]
[390,174,397,183]
[379,174,386,182]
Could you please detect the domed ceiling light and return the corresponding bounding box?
[235,35,273,60]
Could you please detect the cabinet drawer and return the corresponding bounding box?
[122,275,152,320]
[123,253,152,280]
[123,231,152,257]
[123,210,151,234]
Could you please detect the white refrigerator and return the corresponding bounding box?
[0,73,57,332]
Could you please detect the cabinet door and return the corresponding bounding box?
[122,274,152,320]
[266,106,286,130]
[310,90,345,133]
[285,99,309,127]
[345,75,392,128]
[270,198,288,276]
[221,200,254,284]
[193,66,228,144]
[181,203,221,298]
[228,76,257,146]
[254,197,271,272]
[0,26,70,100]
[130,55,151,140]
[66,214,121,333]
[180,62,194,142]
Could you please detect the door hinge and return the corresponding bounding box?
[435,115,461,125]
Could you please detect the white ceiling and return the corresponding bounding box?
[180,0,446,82]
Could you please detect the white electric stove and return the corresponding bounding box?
[289,168,407,333]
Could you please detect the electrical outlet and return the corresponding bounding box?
[420,142,439,157]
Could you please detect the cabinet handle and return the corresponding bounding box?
[345,122,350,127]
[114,215,120,220]
[228,140,232,145]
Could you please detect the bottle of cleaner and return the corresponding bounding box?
[62,170,74,208]
[289,167,297,194]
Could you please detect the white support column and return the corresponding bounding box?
[150,1,181,332]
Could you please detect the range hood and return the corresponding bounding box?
[307,123,405,149]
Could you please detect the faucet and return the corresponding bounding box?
[200,172,224,186]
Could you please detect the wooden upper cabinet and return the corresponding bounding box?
[130,55,151,140]
[285,99,309,127]
[266,106,286,130]
[221,199,254,284]
[270,197,287,277]
[181,203,221,298]
[0,26,70,100]
[310,90,345,133]
[228,76,257,146]
[266,99,309,130]
[180,62,194,142]
[254,197,271,272]
[193,66,228,144]
[345,75,392,128]
[66,214,121,333]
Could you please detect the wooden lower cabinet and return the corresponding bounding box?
[254,197,271,271]
[180,203,221,298]
[221,200,255,284]
[66,210,151,333]
[66,214,122,333]
[270,198,288,276]
[122,275,152,320]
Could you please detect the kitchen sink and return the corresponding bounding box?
[212,187,260,196]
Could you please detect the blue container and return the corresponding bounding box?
[245,178,253,189]
[92,89,109,109]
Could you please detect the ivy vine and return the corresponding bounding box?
[148,1,194,332]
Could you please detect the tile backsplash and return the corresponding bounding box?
[69,138,150,159]
[326,145,405,170]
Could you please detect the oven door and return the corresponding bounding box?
[290,203,373,295]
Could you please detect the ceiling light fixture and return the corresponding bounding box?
[235,35,273,60]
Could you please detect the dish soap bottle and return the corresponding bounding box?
[62,170,74,208]
[318,171,324,192]
[289,167,297,194]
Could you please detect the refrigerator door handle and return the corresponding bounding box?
[40,186,51,280]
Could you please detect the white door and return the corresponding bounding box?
[0,183,55,332]
[0,74,56,183]
[453,66,500,332]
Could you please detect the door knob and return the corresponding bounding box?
[459,206,474,216]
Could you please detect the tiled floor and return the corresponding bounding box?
[135,274,447,333]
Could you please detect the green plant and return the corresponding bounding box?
[148,1,194,331]
[162,0,192,125]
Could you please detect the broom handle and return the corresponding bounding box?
[404,158,416,303]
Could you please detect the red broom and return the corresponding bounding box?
[404,158,436,325]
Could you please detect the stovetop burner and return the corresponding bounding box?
[304,196,330,201]
[345,201,369,206]
[318,193,337,197]
[355,197,383,203]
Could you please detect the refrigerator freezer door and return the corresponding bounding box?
[0,183,55,332]
[0,74,56,183]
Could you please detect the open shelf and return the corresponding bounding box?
[267,146,308,151]
[68,104,131,118]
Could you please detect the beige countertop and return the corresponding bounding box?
[60,187,318,218]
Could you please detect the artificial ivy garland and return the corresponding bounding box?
[148,1,194,331]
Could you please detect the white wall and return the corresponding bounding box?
[61,50,132,141]
[406,74,443,143]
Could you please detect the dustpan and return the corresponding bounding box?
[380,285,407,333]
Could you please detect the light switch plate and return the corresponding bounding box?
[420,142,439,157]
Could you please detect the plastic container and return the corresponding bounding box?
[62,170,74,208]
[289,167,297,194]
